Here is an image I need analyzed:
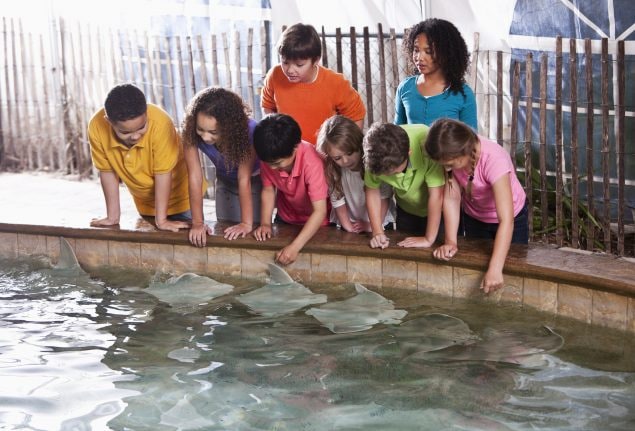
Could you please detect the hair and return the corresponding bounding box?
[253,113,302,162]
[362,123,410,175]
[403,19,469,96]
[425,118,479,197]
[181,87,251,169]
[316,115,364,199]
[277,23,322,62]
[104,83,147,122]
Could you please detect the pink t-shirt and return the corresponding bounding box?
[452,137,526,223]
[260,142,329,225]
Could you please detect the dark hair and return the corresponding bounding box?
[362,123,410,175]
[424,118,478,162]
[277,23,321,62]
[104,84,147,122]
[403,19,469,95]
[181,87,251,169]
[253,113,301,162]
[316,115,364,199]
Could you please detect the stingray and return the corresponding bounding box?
[419,326,564,367]
[391,313,479,358]
[305,283,407,333]
[236,263,327,317]
[145,273,234,309]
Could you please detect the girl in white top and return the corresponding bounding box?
[316,115,395,232]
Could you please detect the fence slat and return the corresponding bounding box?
[600,38,611,253]
[569,38,579,249]
[496,51,503,146]
[233,30,241,95]
[222,32,231,90]
[510,61,520,169]
[539,53,548,237]
[377,24,387,123]
[584,39,595,251]
[164,36,178,125]
[321,26,328,68]
[335,28,342,73]
[349,27,357,91]
[363,27,373,126]
[555,36,563,246]
[247,28,254,111]
[211,34,219,86]
[524,53,534,238]
[616,41,625,255]
[186,36,197,95]
[196,35,208,89]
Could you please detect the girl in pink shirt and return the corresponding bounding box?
[424,118,528,293]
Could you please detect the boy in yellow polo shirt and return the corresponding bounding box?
[88,84,191,232]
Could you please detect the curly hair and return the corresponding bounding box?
[104,83,147,122]
[403,19,469,96]
[181,87,252,169]
[362,122,410,175]
[316,115,364,200]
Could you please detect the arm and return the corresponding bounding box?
[397,185,444,248]
[276,199,327,265]
[334,204,360,233]
[253,185,275,241]
[432,180,462,259]
[90,171,121,226]
[365,186,389,249]
[154,172,190,232]
[224,148,257,240]
[481,175,515,293]
[184,145,212,246]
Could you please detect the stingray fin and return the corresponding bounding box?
[57,237,83,270]
[268,263,295,284]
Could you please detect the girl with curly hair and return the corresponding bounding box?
[394,19,477,130]
[182,87,261,246]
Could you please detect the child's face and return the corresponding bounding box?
[412,33,439,76]
[109,113,148,147]
[440,155,471,172]
[280,56,318,83]
[266,149,297,173]
[196,113,220,145]
[326,145,361,171]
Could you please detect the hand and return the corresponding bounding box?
[432,243,458,261]
[156,219,190,232]
[224,222,253,240]
[481,269,504,294]
[90,216,119,227]
[369,233,389,249]
[341,221,363,233]
[188,223,212,247]
[253,225,272,241]
[398,236,434,248]
[275,244,299,266]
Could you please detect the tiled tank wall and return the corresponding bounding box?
[1,232,634,334]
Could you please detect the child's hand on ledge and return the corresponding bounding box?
[433,243,458,261]
[398,236,434,248]
[224,222,253,240]
[276,245,299,266]
[369,233,389,249]
[253,225,272,241]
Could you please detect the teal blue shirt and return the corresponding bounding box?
[394,77,477,130]
[364,124,445,218]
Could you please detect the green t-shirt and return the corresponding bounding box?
[364,124,445,217]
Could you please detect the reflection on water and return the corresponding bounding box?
[0,256,634,431]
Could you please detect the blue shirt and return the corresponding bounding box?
[197,118,260,182]
[394,77,477,130]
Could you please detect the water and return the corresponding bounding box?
[0,256,634,431]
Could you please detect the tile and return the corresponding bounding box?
[17,234,47,257]
[311,254,348,284]
[74,238,109,270]
[557,283,592,324]
[46,236,62,264]
[382,258,417,290]
[347,256,382,287]
[417,261,453,297]
[499,274,524,304]
[109,241,141,268]
[207,247,242,277]
[628,298,635,334]
[591,290,628,331]
[453,267,483,298]
[141,243,174,272]
[0,232,18,258]
[523,278,558,314]
[284,253,311,284]
[241,249,276,281]
[174,244,207,273]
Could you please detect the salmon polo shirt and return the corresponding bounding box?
[260,142,329,225]
[88,104,191,216]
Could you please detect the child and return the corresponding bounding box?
[88,83,191,232]
[181,87,261,246]
[252,113,329,265]
[394,19,477,129]
[316,115,395,233]
[424,118,529,293]
[260,23,366,145]
[363,122,445,249]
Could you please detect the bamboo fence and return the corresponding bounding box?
[0,17,633,256]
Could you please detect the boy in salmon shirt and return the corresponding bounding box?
[253,113,329,265]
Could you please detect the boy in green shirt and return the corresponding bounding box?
[363,123,445,249]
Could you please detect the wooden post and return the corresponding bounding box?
[321,26,328,68]
[247,28,255,111]
[389,28,399,111]
[616,40,625,255]
[164,36,178,125]
[2,18,15,169]
[584,38,595,251]
[153,36,165,109]
[510,61,520,169]
[539,53,548,237]
[335,28,342,73]
[377,23,387,123]
[349,26,358,91]
[233,30,242,95]
[554,36,563,246]
[600,38,610,253]
[363,26,373,126]
[196,34,208,88]
[524,52,534,238]
[144,33,156,104]
[175,36,188,114]
[211,34,219,86]
[39,34,55,169]
[186,36,197,96]
[496,51,503,146]
[222,32,232,89]
[569,38,579,249]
